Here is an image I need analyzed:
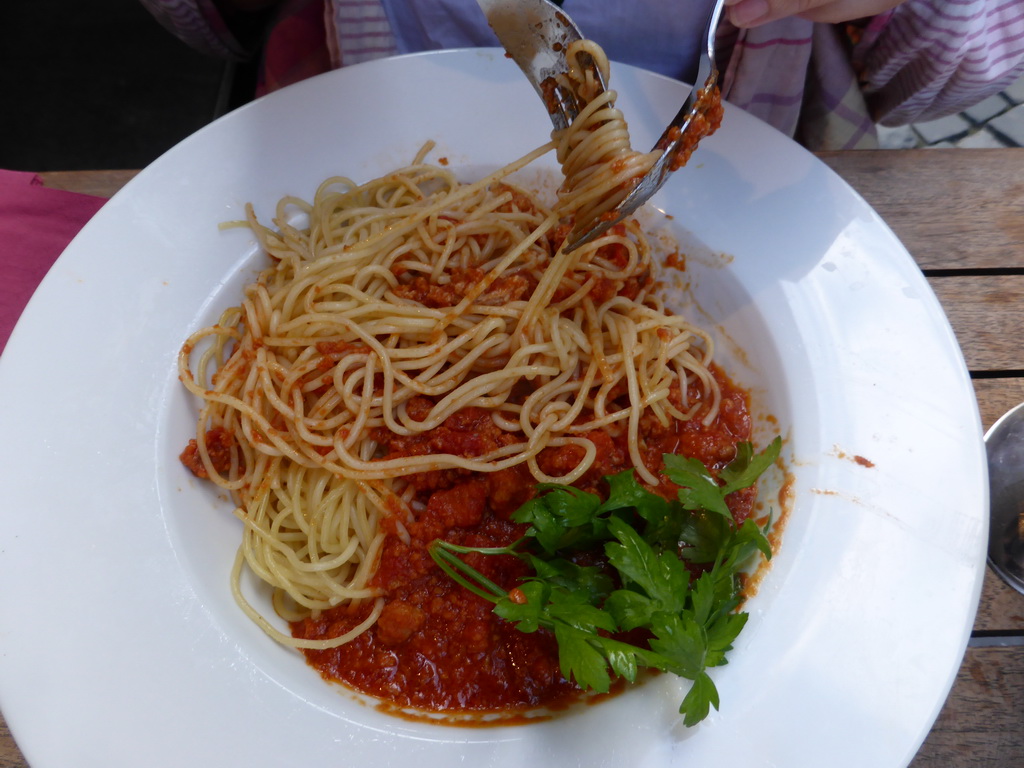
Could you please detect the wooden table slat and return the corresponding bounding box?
[37,169,138,198]
[910,646,1024,767]
[973,378,1024,432]
[931,275,1024,371]
[975,567,1024,633]
[817,149,1024,272]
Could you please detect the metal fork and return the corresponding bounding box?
[477,0,726,251]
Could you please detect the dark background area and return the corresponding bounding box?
[0,0,258,172]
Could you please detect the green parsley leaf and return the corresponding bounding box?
[662,454,732,517]
[726,517,774,566]
[676,510,730,564]
[647,612,707,680]
[512,485,604,553]
[599,469,683,552]
[604,644,640,683]
[554,623,613,693]
[599,468,669,518]
[665,436,781,518]
[527,555,614,604]
[719,437,782,495]
[494,580,549,632]
[689,569,718,626]
[679,671,720,727]
[704,611,748,667]
[605,588,656,632]
[605,516,690,613]
[545,589,617,634]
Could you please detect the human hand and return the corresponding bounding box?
[724,0,906,28]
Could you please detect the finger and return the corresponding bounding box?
[793,0,905,22]
[725,0,773,27]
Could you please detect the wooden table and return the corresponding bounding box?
[3,150,1023,766]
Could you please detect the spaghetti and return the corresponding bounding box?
[178,40,724,662]
[553,40,661,237]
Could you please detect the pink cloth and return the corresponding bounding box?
[0,170,106,354]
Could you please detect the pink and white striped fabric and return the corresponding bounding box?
[325,0,398,67]
[858,0,1024,125]
[139,0,250,59]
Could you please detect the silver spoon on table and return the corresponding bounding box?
[985,402,1024,594]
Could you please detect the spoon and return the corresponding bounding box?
[985,401,1024,594]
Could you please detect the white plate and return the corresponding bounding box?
[0,49,987,768]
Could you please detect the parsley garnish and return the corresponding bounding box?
[429,436,781,726]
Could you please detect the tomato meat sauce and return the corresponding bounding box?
[290,367,754,718]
